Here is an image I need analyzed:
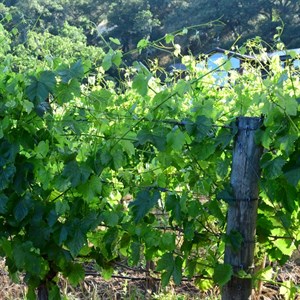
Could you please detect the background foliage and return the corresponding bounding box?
[1,0,300,57]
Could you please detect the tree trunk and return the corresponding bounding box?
[37,282,48,300]
[222,117,263,300]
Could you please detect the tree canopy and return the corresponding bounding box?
[1,0,300,57]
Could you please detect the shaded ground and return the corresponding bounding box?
[0,258,299,299]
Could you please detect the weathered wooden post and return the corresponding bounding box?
[222,117,263,300]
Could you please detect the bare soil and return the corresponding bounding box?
[0,258,299,299]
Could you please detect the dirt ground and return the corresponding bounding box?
[0,258,299,299]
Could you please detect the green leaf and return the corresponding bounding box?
[120,140,135,157]
[112,50,123,67]
[161,271,172,288]
[156,252,174,287]
[26,286,37,300]
[195,278,214,291]
[130,241,141,265]
[58,226,68,245]
[173,256,183,285]
[90,88,112,110]
[0,140,19,166]
[261,153,286,179]
[165,34,174,44]
[166,129,186,151]
[159,232,176,251]
[14,199,29,222]
[216,127,235,149]
[137,38,149,50]
[26,71,56,104]
[0,193,9,213]
[217,185,234,203]
[181,28,188,35]
[185,115,213,142]
[57,60,84,83]
[213,264,233,287]
[5,13,12,22]
[102,51,113,71]
[129,189,160,223]
[187,200,201,218]
[0,164,16,190]
[132,73,150,96]
[49,285,61,300]
[0,238,12,257]
[183,221,195,241]
[22,100,34,113]
[35,140,49,158]
[271,229,296,256]
[284,168,300,186]
[101,266,114,280]
[279,280,298,299]
[152,89,169,105]
[165,194,182,223]
[175,80,190,97]
[55,78,81,104]
[109,37,121,45]
[277,134,297,155]
[13,241,49,277]
[66,228,86,257]
[65,263,85,286]
[55,200,70,216]
[62,161,91,188]
[137,128,167,151]
[279,95,298,116]
[102,211,119,227]
[207,200,225,223]
[224,230,243,252]
[192,140,216,160]
[103,227,119,258]
[78,175,102,202]
[112,148,125,170]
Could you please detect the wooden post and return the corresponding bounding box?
[222,117,263,300]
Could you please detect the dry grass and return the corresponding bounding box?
[0,258,299,300]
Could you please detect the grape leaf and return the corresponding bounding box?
[0,164,16,190]
[156,252,174,287]
[213,264,233,287]
[13,195,32,222]
[129,189,161,223]
[66,228,86,257]
[55,79,81,104]
[78,175,102,202]
[166,130,186,151]
[284,167,300,187]
[49,285,61,300]
[103,227,119,259]
[57,60,84,83]
[102,50,113,71]
[65,263,85,286]
[165,194,182,223]
[159,232,176,251]
[185,115,213,142]
[0,193,9,213]
[26,71,56,104]
[130,241,141,265]
[132,73,150,96]
[261,153,286,179]
[173,256,183,285]
[62,161,91,188]
[109,37,121,45]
